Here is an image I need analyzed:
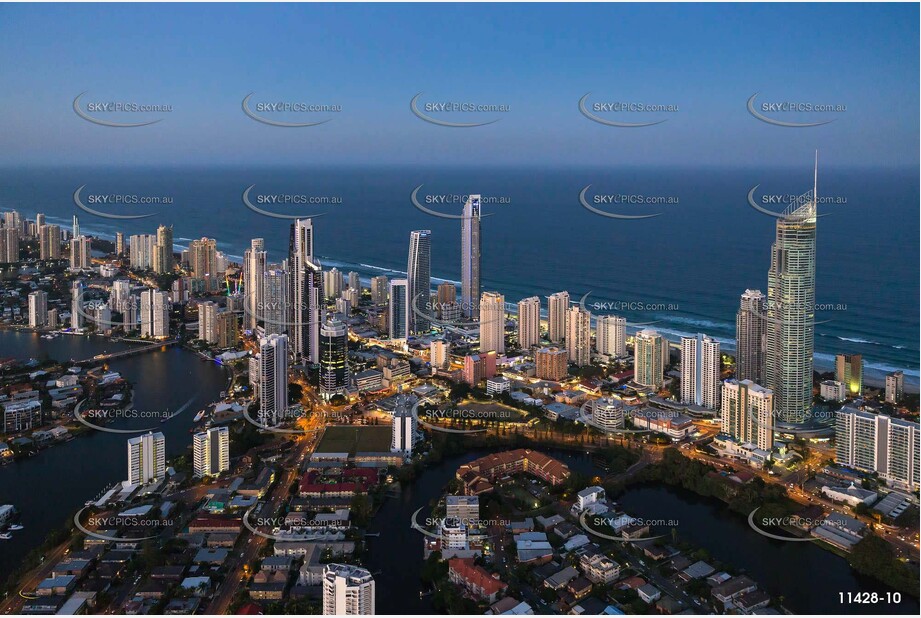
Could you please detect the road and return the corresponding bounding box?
[206,430,320,614]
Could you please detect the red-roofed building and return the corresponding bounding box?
[456,449,570,491]
[236,602,264,615]
[188,516,242,534]
[298,468,377,498]
[448,558,507,602]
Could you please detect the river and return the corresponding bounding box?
[0,330,227,581]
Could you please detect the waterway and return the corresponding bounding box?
[365,447,918,615]
[0,330,227,581]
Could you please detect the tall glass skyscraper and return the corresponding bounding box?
[290,219,322,364]
[765,162,817,425]
[407,230,431,334]
[389,279,408,340]
[319,316,349,400]
[461,195,481,320]
[244,238,267,331]
[735,289,766,384]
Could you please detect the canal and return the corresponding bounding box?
[0,330,227,581]
[365,447,918,615]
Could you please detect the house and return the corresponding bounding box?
[637,584,661,604]
[679,560,715,581]
[544,566,579,590]
[180,576,212,597]
[35,575,76,596]
[736,589,771,613]
[563,534,590,552]
[567,576,593,599]
[712,576,758,609]
[193,548,229,564]
[580,554,620,584]
[576,486,605,512]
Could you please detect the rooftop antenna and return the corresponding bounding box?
[813,150,818,205]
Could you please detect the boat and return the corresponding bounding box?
[193,410,205,422]
[0,533,12,540]
[9,524,23,531]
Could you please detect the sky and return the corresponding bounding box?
[0,2,917,168]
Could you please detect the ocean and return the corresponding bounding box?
[0,165,916,388]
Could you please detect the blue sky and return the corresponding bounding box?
[0,2,917,168]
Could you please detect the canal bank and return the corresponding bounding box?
[363,444,918,615]
[0,330,227,581]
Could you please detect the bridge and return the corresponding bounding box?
[75,339,180,365]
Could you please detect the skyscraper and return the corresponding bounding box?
[192,426,230,478]
[885,371,904,404]
[370,275,389,304]
[634,329,664,389]
[200,301,219,344]
[153,224,174,274]
[28,290,47,328]
[765,159,818,424]
[461,195,481,320]
[596,315,627,359]
[479,292,505,355]
[263,268,289,336]
[319,317,349,401]
[39,224,61,260]
[836,407,919,491]
[388,279,408,341]
[291,218,322,363]
[680,334,721,409]
[115,231,125,256]
[244,239,267,330]
[835,353,863,397]
[71,280,84,329]
[127,431,166,486]
[390,390,417,456]
[567,305,592,366]
[721,379,774,451]
[323,267,344,302]
[0,227,19,264]
[407,230,432,334]
[517,296,541,349]
[188,237,217,281]
[536,347,568,381]
[140,288,170,338]
[430,339,450,369]
[129,234,155,270]
[69,236,91,269]
[322,564,375,615]
[258,333,289,426]
[735,289,766,384]
[547,291,569,344]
